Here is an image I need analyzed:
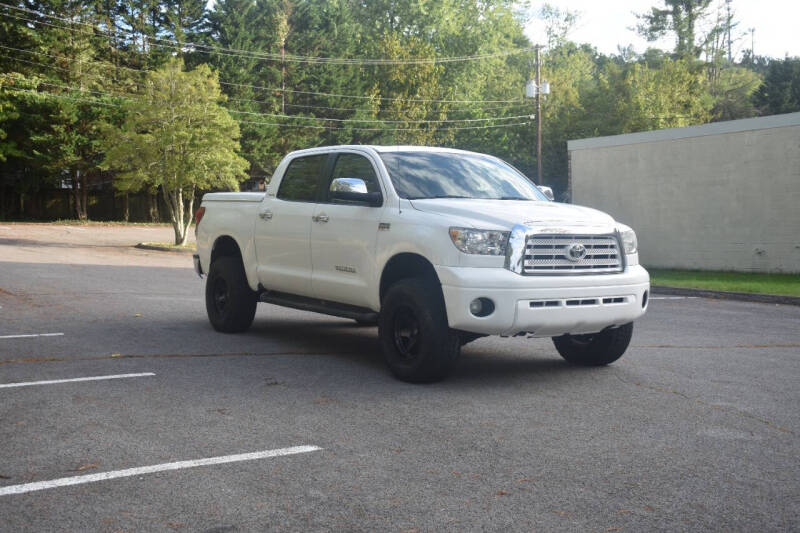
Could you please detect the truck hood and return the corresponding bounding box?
[408,198,616,230]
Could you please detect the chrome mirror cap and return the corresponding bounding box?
[330,177,368,194]
[537,185,555,201]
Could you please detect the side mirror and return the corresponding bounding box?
[537,185,555,201]
[330,177,382,206]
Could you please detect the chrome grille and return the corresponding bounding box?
[523,234,623,275]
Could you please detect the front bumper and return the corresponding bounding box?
[437,264,650,337]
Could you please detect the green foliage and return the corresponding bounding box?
[753,57,800,115]
[615,58,712,132]
[102,59,248,243]
[709,67,761,121]
[1,0,796,216]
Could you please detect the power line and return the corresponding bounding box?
[227,108,533,124]
[237,118,532,132]
[1,71,533,125]
[1,85,121,107]
[0,3,535,65]
[0,43,525,105]
[217,79,522,104]
[0,86,532,132]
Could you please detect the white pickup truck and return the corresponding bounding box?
[194,145,649,382]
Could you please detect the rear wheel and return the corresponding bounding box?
[552,323,634,366]
[379,278,460,383]
[205,256,257,333]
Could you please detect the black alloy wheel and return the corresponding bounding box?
[378,278,460,383]
[205,256,257,333]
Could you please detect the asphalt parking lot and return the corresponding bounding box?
[1,224,798,532]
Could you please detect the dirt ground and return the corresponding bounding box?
[0,223,195,267]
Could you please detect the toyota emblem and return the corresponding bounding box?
[566,243,587,262]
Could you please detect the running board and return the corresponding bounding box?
[258,290,378,322]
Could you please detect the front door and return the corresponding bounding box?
[310,151,385,308]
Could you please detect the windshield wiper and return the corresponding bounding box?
[497,196,531,201]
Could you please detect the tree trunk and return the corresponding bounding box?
[71,173,83,220]
[80,173,88,221]
[122,193,129,222]
[161,186,185,246]
[148,192,160,223]
[180,188,195,247]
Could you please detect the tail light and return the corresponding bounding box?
[194,206,205,226]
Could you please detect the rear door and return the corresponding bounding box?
[310,151,386,308]
[254,153,328,297]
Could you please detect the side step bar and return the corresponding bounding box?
[258,290,378,323]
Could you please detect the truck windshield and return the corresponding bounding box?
[379,151,547,201]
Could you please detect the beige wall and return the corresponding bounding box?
[568,113,800,273]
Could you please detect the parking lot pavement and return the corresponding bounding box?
[1,225,798,531]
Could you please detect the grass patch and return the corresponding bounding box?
[137,241,196,252]
[2,219,173,226]
[51,220,173,226]
[649,269,800,297]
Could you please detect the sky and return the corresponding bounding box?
[521,0,800,59]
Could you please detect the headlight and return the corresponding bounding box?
[448,227,510,255]
[619,226,638,254]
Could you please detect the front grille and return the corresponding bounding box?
[523,234,623,275]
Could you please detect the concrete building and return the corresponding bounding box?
[567,112,800,273]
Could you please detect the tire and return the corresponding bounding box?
[378,278,461,383]
[205,256,257,333]
[552,322,634,366]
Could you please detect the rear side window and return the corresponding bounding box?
[277,154,327,202]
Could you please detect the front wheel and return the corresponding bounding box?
[552,323,634,366]
[205,256,257,333]
[378,278,460,383]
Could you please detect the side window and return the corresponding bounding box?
[327,153,381,201]
[277,154,327,202]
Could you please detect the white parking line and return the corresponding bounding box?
[0,373,155,389]
[0,332,64,340]
[0,445,322,496]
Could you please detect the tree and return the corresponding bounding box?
[709,66,761,121]
[102,59,248,244]
[614,58,712,132]
[636,0,713,59]
[753,57,800,116]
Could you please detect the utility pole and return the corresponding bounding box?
[525,46,549,185]
[750,27,755,59]
[725,0,732,63]
[281,43,286,114]
[536,45,542,183]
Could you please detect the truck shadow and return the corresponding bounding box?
[250,317,386,371]
[249,316,592,385]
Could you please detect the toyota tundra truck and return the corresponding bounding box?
[193,145,650,382]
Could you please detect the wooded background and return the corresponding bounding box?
[1,0,798,222]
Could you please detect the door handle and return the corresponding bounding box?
[312,214,329,223]
[259,210,273,220]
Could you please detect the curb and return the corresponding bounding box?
[652,285,800,306]
[134,243,195,254]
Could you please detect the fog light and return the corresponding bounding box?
[469,297,495,317]
[642,290,649,309]
[469,299,483,315]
